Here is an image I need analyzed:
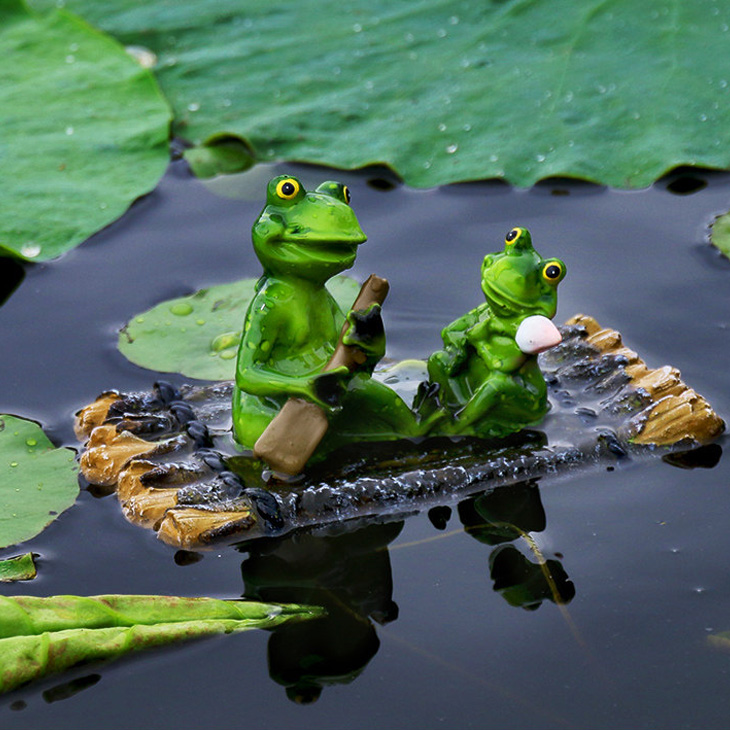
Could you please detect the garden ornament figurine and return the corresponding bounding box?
[232,174,420,474]
[418,226,566,438]
[233,175,567,474]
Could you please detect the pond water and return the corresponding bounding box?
[1,161,730,729]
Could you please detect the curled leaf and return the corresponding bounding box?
[0,553,37,583]
[0,594,324,694]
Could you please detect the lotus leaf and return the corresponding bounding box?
[118,275,361,381]
[28,0,730,188]
[0,416,78,549]
[1,0,170,261]
[710,210,730,261]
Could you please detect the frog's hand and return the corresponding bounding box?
[515,315,562,355]
[342,303,385,369]
[312,366,350,410]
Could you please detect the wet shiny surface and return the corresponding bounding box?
[1,162,730,728]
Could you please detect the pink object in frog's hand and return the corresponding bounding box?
[515,315,562,355]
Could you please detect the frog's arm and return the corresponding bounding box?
[235,296,343,410]
[430,306,484,377]
[469,335,527,374]
[440,307,481,349]
[328,293,347,332]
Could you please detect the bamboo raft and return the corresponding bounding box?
[75,315,724,549]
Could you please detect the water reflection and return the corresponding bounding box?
[458,481,575,610]
[239,478,575,701]
[238,521,402,703]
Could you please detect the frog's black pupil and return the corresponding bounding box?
[344,187,351,204]
[545,265,560,279]
[506,229,519,241]
[282,182,295,196]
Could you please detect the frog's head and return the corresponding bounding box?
[252,175,367,283]
[480,227,566,320]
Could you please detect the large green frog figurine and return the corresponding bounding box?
[232,175,418,454]
[419,226,566,438]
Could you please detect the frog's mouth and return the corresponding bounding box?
[482,280,530,316]
[278,238,362,265]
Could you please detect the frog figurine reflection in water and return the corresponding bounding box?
[418,226,566,438]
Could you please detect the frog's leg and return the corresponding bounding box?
[424,347,472,410]
[324,374,421,446]
[231,389,282,450]
[436,369,547,438]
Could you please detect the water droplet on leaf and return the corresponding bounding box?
[170,302,194,316]
[211,332,240,352]
[21,243,41,258]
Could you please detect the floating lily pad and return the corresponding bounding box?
[28,0,730,188]
[1,0,170,262]
[118,275,361,381]
[183,134,256,179]
[0,553,37,582]
[0,594,324,694]
[0,415,78,549]
[710,211,730,261]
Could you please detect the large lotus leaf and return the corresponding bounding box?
[710,210,730,261]
[1,0,170,262]
[27,0,730,188]
[0,415,78,549]
[118,275,361,381]
[0,594,324,694]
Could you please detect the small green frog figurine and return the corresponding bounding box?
[419,226,566,438]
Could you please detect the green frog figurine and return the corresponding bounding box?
[231,175,419,456]
[419,226,566,438]
[233,177,566,471]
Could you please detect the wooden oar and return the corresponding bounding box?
[253,274,390,476]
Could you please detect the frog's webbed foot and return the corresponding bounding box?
[413,381,448,434]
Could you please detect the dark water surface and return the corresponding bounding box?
[2,162,730,729]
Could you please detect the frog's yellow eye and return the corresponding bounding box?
[542,261,564,284]
[343,185,351,205]
[276,178,300,200]
[505,227,524,245]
